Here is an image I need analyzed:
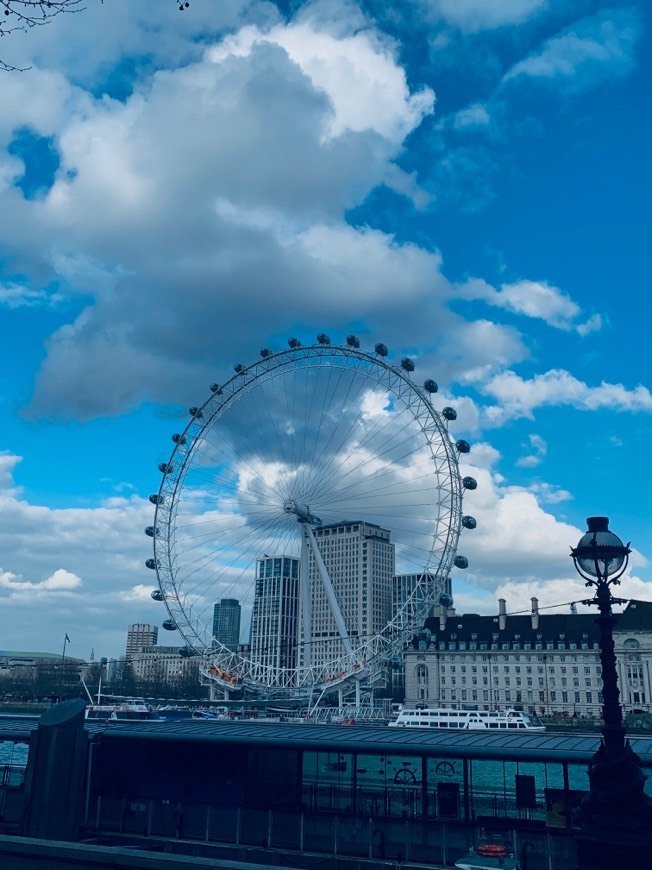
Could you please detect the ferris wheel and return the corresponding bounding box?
[146,335,477,696]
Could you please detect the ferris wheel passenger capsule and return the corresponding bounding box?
[423,379,438,393]
[158,462,174,474]
[346,334,360,348]
[454,555,469,569]
[233,363,245,373]
[400,358,415,372]
[442,407,457,421]
[189,407,203,418]
[455,440,471,454]
[288,337,302,348]
[145,558,158,570]
[172,433,186,444]
[151,589,165,601]
[149,494,164,505]
[144,526,159,537]
[439,592,454,608]
[462,515,477,530]
[317,333,331,345]
[162,619,177,631]
[374,343,388,356]
[462,476,477,491]
[260,348,271,358]
[209,383,222,394]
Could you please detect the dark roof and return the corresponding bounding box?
[420,612,600,646]
[2,715,652,765]
[417,599,652,648]
[615,600,652,632]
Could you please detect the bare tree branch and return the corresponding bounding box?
[0,1,190,72]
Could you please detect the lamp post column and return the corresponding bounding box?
[570,517,652,869]
[593,582,625,754]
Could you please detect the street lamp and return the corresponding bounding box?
[570,517,651,856]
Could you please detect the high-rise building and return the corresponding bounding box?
[301,521,394,671]
[392,573,448,626]
[126,624,158,661]
[212,599,241,650]
[250,556,300,674]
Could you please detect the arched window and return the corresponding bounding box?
[416,664,428,700]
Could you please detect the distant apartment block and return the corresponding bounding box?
[125,624,158,661]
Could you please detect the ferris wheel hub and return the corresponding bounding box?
[284,499,322,525]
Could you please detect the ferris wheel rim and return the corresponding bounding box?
[149,338,469,694]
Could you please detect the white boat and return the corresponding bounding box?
[85,699,159,721]
[388,706,544,731]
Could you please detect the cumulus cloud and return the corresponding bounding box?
[503,8,640,91]
[0,567,82,593]
[0,15,474,420]
[479,369,652,422]
[0,452,168,656]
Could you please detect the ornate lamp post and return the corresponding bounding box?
[570,517,651,868]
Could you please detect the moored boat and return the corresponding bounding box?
[85,699,159,721]
[389,706,544,731]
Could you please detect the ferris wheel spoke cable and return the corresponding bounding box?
[176,508,293,587]
[313,440,437,508]
[307,399,433,506]
[296,358,371,500]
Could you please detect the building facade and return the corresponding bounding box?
[250,556,300,674]
[390,573,448,697]
[301,520,394,671]
[403,599,652,716]
[131,645,201,687]
[125,624,158,661]
[212,599,241,650]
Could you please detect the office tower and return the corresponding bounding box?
[301,521,394,670]
[250,556,300,673]
[126,624,158,661]
[392,572,446,626]
[212,598,241,650]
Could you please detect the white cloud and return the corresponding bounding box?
[0,452,164,656]
[0,282,62,309]
[0,567,82,593]
[452,103,491,129]
[421,0,547,32]
[460,278,601,334]
[454,457,581,585]
[516,433,547,468]
[210,20,435,141]
[503,8,640,91]
[480,369,652,422]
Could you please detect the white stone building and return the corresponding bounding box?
[403,599,652,716]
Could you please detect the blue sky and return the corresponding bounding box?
[0,0,650,661]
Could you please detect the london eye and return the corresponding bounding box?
[146,334,477,697]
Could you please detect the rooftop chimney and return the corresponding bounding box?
[531,597,540,630]
[498,598,507,631]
